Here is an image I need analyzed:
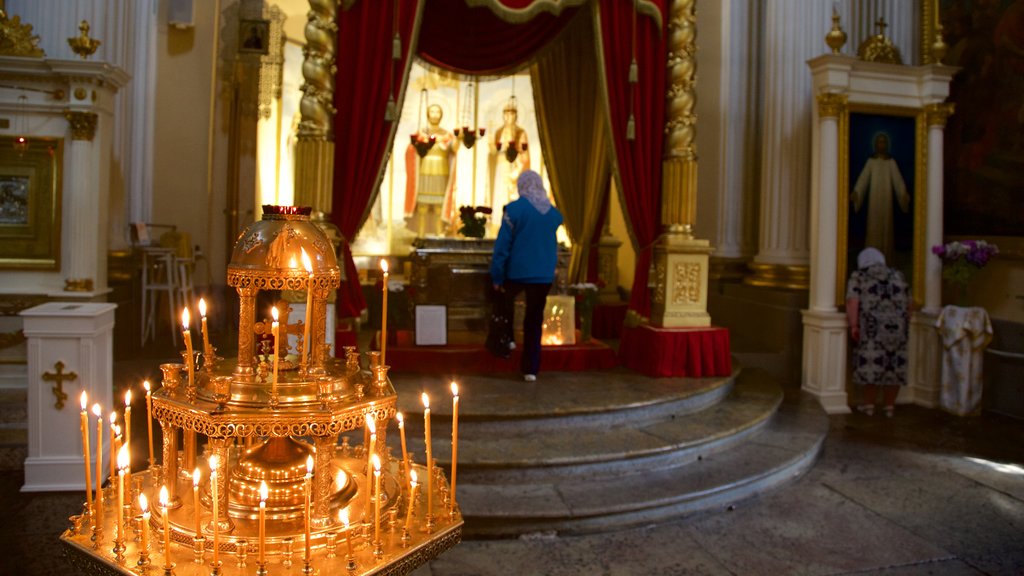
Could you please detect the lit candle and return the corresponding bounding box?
[372,454,382,547]
[159,486,172,572]
[341,509,353,558]
[192,468,201,537]
[301,247,314,371]
[271,306,280,398]
[181,308,194,390]
[304,455,313,566]
[139,493,150,561]
[143,381,154,467]
[258,481,267,567]
[450,381,459,512]
[124,389,132,480]
[397,412,410,480]
[79,392,93,517]
[380,258,389,367]
[422,392,433,523]
[198,297,212,359]
[210,455,220,568]
[364,414,376,520]
[109,412,118,483]
[93,404,104,513]
[404,470,418,534]
[117,444,128,549]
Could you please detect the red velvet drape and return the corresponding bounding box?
[598,0,666,319]
[332,0,421,317]
[417,0,578,75]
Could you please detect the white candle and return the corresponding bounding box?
[192,468,201,537]
[380,258,389,366]
[117,444,128,547]
[341,510,353,558]
[139,493,150,559]
[109,412,118,483]
[123,389,132,472]
[364,414,376,520]
[143,381,154,467]
[301,248,314,371]
[210,455,220,567]
[397,412,410,480]
[159,486,172,571]
[304,455,313,565]
[258,481,268,566]
[422,392,433,523]
[79,392,93,517]
[271,306,280,398]
[181,308,194,390]
[450,382,459,511]
[372,454,382,547]
[198,297,212,359]
[404,470,418,534]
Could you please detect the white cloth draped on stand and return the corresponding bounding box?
[936,305,993,416]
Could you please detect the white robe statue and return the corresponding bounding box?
[851,134,909,262]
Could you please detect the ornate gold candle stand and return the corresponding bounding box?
[60,206,462,574]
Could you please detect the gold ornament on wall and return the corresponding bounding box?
[857,17,902,65]
[0,9,44,57]
[825,9,847,54]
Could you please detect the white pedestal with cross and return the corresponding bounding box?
[20,302,116,492]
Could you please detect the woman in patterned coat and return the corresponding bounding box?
[846,247,910,417]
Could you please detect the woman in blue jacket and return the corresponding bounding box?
[489,170,563,381]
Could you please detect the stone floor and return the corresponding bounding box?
[3,331,1023,575]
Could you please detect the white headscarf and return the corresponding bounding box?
[857,247,886,269]
[517,170,552,215]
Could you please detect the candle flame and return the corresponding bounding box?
[159,485,169,508]
[125,389,132,406]
[181,307,190,330]
[92,403,101,417]
[117,444,129,469]
[271,305,279,322]
[143,380,151,393]
[198,297,207,318]
[209,454,219,472]
[259,480,268,502]
[397,412,404,426]
[80,390,87,411]
[341,509,349,528]
[422,392,430,409]
[139,493,149,513]
[193,468,201,486]
[109,411,117,425]
[301,247,313,273]
[380,258,389,274]
[372,453,381,472]
[410,469,418,484]
[451,381,459,397]
[365,413,376,434]
[306,455,314,475]
[114,424,121,436]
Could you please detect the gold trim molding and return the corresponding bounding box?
[0,9,44,57]
[63,110,97,141]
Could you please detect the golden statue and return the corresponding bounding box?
[488,97,530,223]
[405,103,458,236]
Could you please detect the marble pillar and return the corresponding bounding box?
[747,0,830,290]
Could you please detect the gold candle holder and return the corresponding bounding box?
[235,539,248,569]
[192,535,206,565]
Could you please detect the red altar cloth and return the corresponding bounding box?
[619,325,732,378]
[371,331,619,375]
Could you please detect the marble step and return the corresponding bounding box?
[399,376,781,484]
[456,390,827,537]
[393,368,736,436]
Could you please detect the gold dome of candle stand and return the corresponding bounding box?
[59,206,463,575]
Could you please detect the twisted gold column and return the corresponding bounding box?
[235,287,258,379]
[651,0,712,328]
[312,436,338,527]
[294,0,337,215]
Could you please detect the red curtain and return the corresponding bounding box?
[597,0,667,319]
[332,0,421,317]
[417,0,578,75]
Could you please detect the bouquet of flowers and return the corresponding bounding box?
[457,205,492,238]
[931,239,999,287]
[569,282,600,341]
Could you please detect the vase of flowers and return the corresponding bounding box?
[931,239,999,306]
[457,205,492,239]
[569,283,599,342]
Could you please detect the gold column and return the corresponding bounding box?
[159,420,181,507]
[235,286,258,379]
[208,437,235,533]
[312,435,337,527]
[651,0,712,328]
[293,0,337,215]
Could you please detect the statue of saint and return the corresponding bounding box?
[405,103,458,236]
[851,132,910,262]
[488,98,530,225]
